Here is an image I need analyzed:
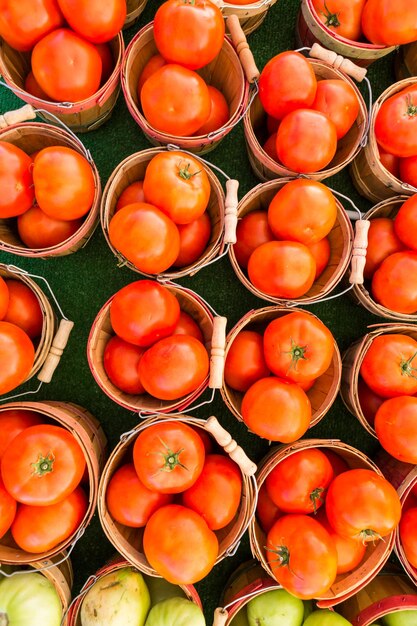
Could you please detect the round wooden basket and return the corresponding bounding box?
[244,47,368,182]
[0,34,124,133]
[250,439,396,608]
[394,43,417,81]
[296,0,396,68]
[101,147,226,280]
[87,283,226,415]
[121,22,249,154]
[124,0,148,29]
[0,401,107,564]
[98,414,257,579]
[221,307,342,431]
[351,78,417,203]
[215,0,280,36]
[228,178,354,305]
[0,115,101,258]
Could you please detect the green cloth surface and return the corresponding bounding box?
[0,0,403,621]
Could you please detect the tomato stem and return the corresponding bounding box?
[406,94,417,117]
[154,437,188,473]
[284,338,308,373]
[310,487,324,514]
[31,451,55,476]
[265,544,290,567]
[321,1,340,28]
[177,160,201,180]
[358,529,382,544]
[400,350,417,379]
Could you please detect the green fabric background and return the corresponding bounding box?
[0,0,403,620]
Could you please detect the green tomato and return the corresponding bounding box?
[144,576,186,606]
[381,609,417,625]
[303,609,352,625]
[230,605,250,626]
[0,572,62,626]
[247,589,304,626]
[144,597,205,626]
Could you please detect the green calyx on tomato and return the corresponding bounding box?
[31,451,55,476]
[310,487,324,513]
[406,94,417,118]
[400,350,417,379]
[157,442,188,474]
[321,2,340,28]
[265,544,290,567]
[178,161,201,181]
[285,338,308,370]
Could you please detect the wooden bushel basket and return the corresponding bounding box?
[0,401,107,564]
[0,34,124,133]
[221,307,341,432]
[250,439,396,608]
[214,0,280,36]
[98,415,257,579]
[124,0,148,29]
[394,43,417,81]
[351,79,417,203]
[0,111,101,258]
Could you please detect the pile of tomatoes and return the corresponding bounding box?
[0,408,88,553]
[105,420,243,584]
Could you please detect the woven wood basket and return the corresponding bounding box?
[351,79,417,203]
[0,401,107,564]
[124,0,148,29]
[296,0,396,68]
[250,439,396,608]
[244,46,368,182]
[214,0,279,35]
[98,414,257,580]
[220,307,341,431]
[394,43,417,81]
[0,34,124,133]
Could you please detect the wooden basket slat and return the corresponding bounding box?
[124,0,148,29]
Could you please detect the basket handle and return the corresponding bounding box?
[213,608,228,626]
[37,319,74,383]
[349,219,370,285]
[0,104,37,128]
[309,43,367,82]
[209,316,227,389]
[224,179,239,244]
[226,15,260,83]
[205,415,257,476]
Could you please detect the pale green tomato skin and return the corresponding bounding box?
[381,609,417,626]
[247,589,304,626]
[144,575,186,606]
[0,572,62,626]
[80,568,150,626]
[144,597,205,626]
[229,605,250,626]
[303,609,353,625]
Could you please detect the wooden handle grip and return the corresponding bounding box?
[224,179,239,244]
[0,104,36,128]
[309,43,367,82]
[213,608,228,626]
[349,219,370,285]
[205,416,257,476]
[226,15,260,83]
[209,316,227,389]
[37,319,74,383]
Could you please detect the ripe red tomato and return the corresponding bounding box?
[248,241,316,298]
[143,504,218,584]
[103,336,145,395]
[234,210,275,269]
[378,146,400,178]
[263,312,335,384]
[173,212,212,268]
[0,277,9,320]
[3,280,43,339]
[141,65,211,137]
[115,182,145,211]
[0,409,43,460]
[241,377,311,442]
[268,179,337,245]
[138,335,209,400]
[172,311,204,343]
[372,251,417,314]
[0,322,34,394]
[276,109,338,173]
[0,0,64,51]
[17,205,83,249]
[110,280,180,347]
[133,421,205,493]
[399,507,417,568]
[153,0,224,71]
[0,477,16,539]
[0,142,34,218]
[267,115,280,134]
[108,203,180,274]
[143,152,211,225]
[266,514,337,599]
[325,469,401,541]
[195,86,229,135]
[361,0,417,45]
[394,195,417,250]
[311,79,360,139]
[137,55,167,96]
[364,217,405,279]
[32,28,102,102]
[33,147,95,221]
[265,448,334,514]
[375,396,417,463]
[257,483,281,533]
[11,486,87,553]
[224,330,270,392]
[311,0,366,40]
[25,71,51,100]
[263,133,279,161]
[357,378,385,427]
[57,0,126,43]
[374,85,417,157]
[106,464,172,527]
[399,156,417,188]
[308,237,331,279]
[314,507,367,575]
[181,454,242,530]
[259,52,317,120]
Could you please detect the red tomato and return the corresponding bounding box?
[364,217,405,279]
[394,195,417,250]
[11,486,87,553]
[32,28,102,102]
[241,377,311,442]
[95,43,114,84]
[17,205,83,249]
[248,241,316,298]
[141,65,211,137]
[361,0,417,45]
[322,449,350,477]
[259,52,317,120]
[25,71,51,100]
[106,464,173,527]
[153,0,224,71]
[266,514,337,599]
[57,0,126,43]
[378,146,400,178]
[0,277,9,320]
[357,378,385,427]
[33,147,95,221]
[314,507,367,575]
[372,251,417,314]
[263,311,335,384]
[257,483,281,533]
[308,237,331,279]
[0,477,16,539]
[108,203,180,274]
[375,396,417,463]
[181,454,242,530]
[133,421,205,493]
[263,133,279,161]
[143,504,218,584]
[311,79,360,139]
[0,322,34,394]
[137,55,167,95]
[399,155,417,188]
[0,409,43,460]
[195,86,229,135]
[224,330,270,392]
[399,507,417,568]
[325,469,401,541]
[172,311,204,343]
[103,336,145,395]
[0,142,34,218]
[268,179,337,245]
[374,85,417,157]
[266,115,280,134]
[115,182,145,211]
[110,280,180,347]
[234,210,275,269]
[138,335,209,400]
[190,427,213,455]
[3,280,43,339]
[311,0,366,40]
[0,0,64,51]
[1,424,86,506]
[173,212,212,267]
[276,109,338,173]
